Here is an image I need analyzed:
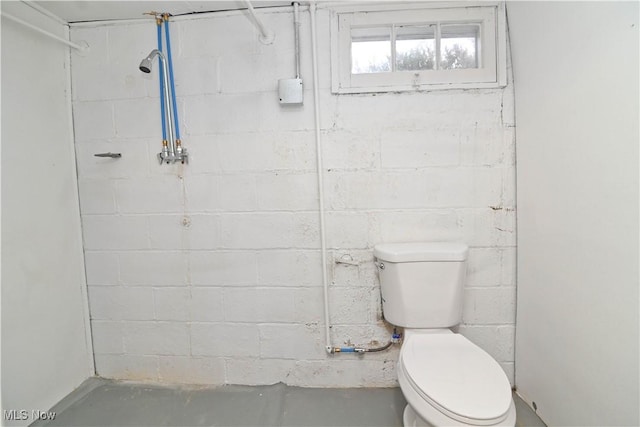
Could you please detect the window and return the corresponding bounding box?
[330,2,507,93]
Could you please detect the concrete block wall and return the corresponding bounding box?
[70,5,516,387]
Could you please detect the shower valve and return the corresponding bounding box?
[158,150,189,165]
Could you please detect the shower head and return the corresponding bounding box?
[139,49,161,73]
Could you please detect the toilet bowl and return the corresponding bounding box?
[397,330,516,426]
[373,242,516,427]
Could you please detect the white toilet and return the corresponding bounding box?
[374,242,516,427]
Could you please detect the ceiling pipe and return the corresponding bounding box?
[243,0,275,44]
[20,0,67,25]
[1,11,88,52]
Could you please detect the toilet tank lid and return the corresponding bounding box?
[374,242,468,262]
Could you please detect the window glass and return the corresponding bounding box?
[439,24,480,70]
[331,4,505,93]
[396,25,436,71]
[351,27,391,74]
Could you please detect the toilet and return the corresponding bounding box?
[374,242,516,427]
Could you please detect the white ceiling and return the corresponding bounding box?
[34,1,291,23]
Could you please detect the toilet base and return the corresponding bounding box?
[404,404,432,427]
[403,403,517,427]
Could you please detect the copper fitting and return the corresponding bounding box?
[162,140,168,147]
[176,139,182,147]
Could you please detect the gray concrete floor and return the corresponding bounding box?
[35,378,545,427]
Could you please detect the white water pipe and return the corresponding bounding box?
[1,11,87,52]
[308,1,332,354]
[21,0,66,25]
[243,0,275,44]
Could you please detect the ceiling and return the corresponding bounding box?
[34,1,291,23]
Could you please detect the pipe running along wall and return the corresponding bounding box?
[0,11,88,51]
[294,2,301,79]
[140,13,188,164]
[308,1,332,354]
[163,14,182,148]
[139,49,176,158]
[308,2,395,355]
[243,0,275,44]
[156,16,167,143]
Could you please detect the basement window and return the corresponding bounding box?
[330,2,507,93]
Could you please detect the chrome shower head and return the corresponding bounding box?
[139,49,161,73]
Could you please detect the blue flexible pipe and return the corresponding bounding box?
[157,20,167,141]
[164,15,181,141]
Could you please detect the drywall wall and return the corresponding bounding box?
[69,4,516,387]
[509,2,639,425]
[1,2,94,425]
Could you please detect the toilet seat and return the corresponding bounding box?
[399,333,513,426]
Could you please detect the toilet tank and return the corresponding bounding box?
[374,242,468,329]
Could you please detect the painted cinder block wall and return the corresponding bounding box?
[70,5,516,387]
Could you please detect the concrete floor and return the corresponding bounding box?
[35,378,545,427]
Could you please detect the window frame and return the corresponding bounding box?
[329,2,507,94]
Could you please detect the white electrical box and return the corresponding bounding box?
[278,78,303,105]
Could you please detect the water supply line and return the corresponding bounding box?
[331,341,394,354]
[21,0,66,25]
[156,16,168,150]
[0,11,88,52]
[308,1,332,354]
[243,0,275,44]
[308,2,396,356]
[140,13,188,165]
[163,13,184,157]
[140,49,176,159]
